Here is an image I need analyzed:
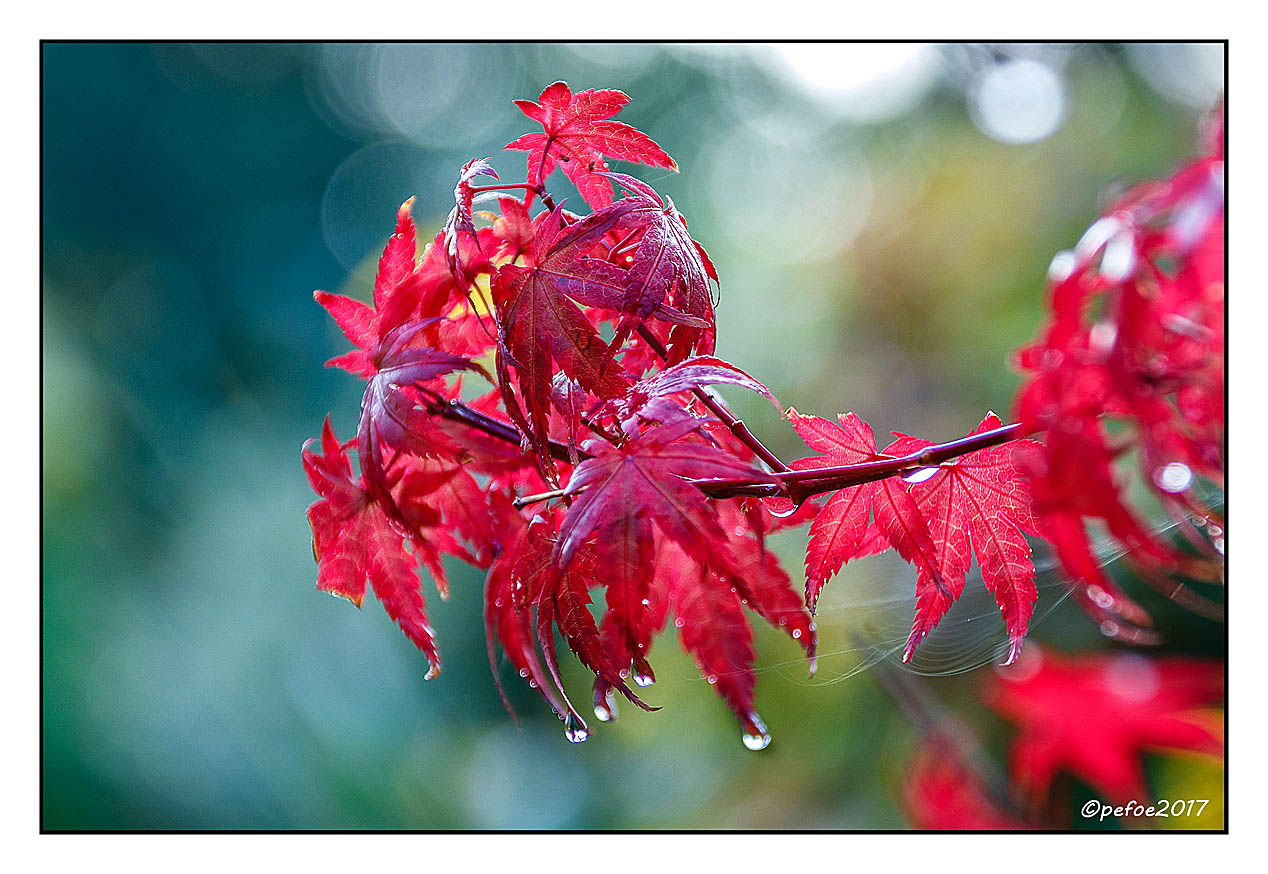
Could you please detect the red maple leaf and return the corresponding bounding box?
[783,410,948,622]
[554,420,778,576]
[302,418,444,678]
[552,422,815,738]
[603,173,718,363]
[314,198,422,379]
[884,413,1045,664]
[505,81,678,209]
[491,203,636,465]
[985,647,1225,806]
[355,320,488,530]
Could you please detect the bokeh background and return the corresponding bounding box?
[42,42,1225,830]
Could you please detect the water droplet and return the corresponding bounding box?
[1213,536,1225,555]
[1076,216,1120,260]
[518,668,529,678]
[741,713,771,751]
[1099,620,1120,638]
[641,598,650,607]
[706,674,718,685]
[593,703,612,723]
[674,617,685,628]
[903,466,939,484]
[1089,320,1118,354]
[791,628,802,639]
[633,671,655,688]
[1099,231,1136,281]
[564,714,589,743]
[1153,462,1192,494]
[1087,585,1115,610]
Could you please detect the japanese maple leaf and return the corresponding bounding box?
[505,81,677,209]
[356,319,488,530]
[985,647,1225,807]
[491,203,636,462]
[443,157,499,288]
[784,410,948,621]
[884,413,1045,665]
[315,198,423,379]
[553,419,779,578]
[717,501,818,670]
[671,560,767,743]
[482,494,571,723]
[516,515,652,735]
[604,173,718,363]
[302,418,443,678]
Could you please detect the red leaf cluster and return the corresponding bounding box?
[303,83,815,745]
[1012,108,1226,638]
[301,81,1225,756]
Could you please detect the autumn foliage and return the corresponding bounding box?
[301,80,1224,775]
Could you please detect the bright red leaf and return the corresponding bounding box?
[783,410,948,624]
[884,413,1044,664]
[505,81,677,209]
[302,418,443,678]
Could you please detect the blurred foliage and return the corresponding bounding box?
[42,42,1223,830]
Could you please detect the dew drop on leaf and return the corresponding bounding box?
[903,466,940,484]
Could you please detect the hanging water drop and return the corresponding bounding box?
[593,702,612,723]
[1153,462,1192,494]
[633,671,655,688]
[741,712,771,751]
[564,714,589,744]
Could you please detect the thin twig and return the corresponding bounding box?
[635,325,791,473]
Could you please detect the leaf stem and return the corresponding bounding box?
[634,325,791,473]
[512,488,567,510]
[423,395,591,466]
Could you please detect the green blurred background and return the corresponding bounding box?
[41,42,1225,830]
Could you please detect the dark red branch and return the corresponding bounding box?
[701,422,1031,503]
